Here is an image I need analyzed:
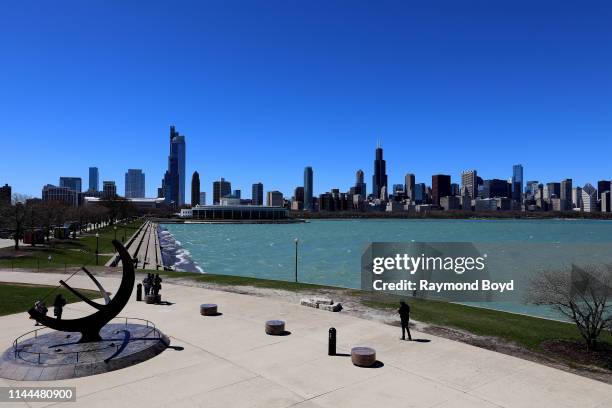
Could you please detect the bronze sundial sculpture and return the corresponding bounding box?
[27,239,135,343]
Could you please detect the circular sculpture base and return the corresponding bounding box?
[0,323,169,381]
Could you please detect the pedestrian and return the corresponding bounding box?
[32,300,47,325]
[143,274,152,296]
[53,294,66,320]
[153,274,162,298]
[398,301,412,341]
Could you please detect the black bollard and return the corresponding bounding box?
[328,327,336,356]
[136,283,142,301]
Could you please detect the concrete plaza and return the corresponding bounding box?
[0,271,611,408]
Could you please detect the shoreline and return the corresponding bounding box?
[158,225,203,273]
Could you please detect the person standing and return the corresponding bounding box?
[53,294,66,320]
[398,301,412,341]
[32,300,48,326]
[153,274,162,298]
[143,274,152,296]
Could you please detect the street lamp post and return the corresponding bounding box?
[114,226,117,241]
[294,238,299,283]
[123,223,126,243]
[95,232,100,265]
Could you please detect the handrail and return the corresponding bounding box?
[12,316,163,364]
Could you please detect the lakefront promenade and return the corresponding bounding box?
[0,271,611,408]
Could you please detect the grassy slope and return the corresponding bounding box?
[0,282,100,316]
[0,220,144,269]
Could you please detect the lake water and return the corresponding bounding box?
[161,219,612,319]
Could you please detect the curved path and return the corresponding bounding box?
[0,271,611,408]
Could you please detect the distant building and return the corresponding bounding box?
[192,204,287,220]
[432,174,451,206]
[512,164,523,202]
[546,182,561,201]
[251,182,263,206]
[125,169,145,198]
[404,173,415,202]
[233,189,241,199]
[199,192,206,205]
[83,196,164,210]
[598,180,611,201]
[525,180,539,200]
[372,143,387,199]
[582,183,597,212]
[474,198,497,211]
[213,178,231,204]
[481,179,510,198]
[0,184,11,206]
[461,170,477,200]
[602,191,611,213]
[440,196,461,211]
[191,171,200,206]
[161,126,186,206]
[560,179,572,211]
[267,191,283,207]
[293,186,304,205]
[42,184,77,206]
[353,169,367,197]
[180,208,193,218]
[102,181,117,199]
[59,177,82,193]
[88,167,99,192]
[304,167,313,210]
[572,187,583,209]
[414,183,426,204]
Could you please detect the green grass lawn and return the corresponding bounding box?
[0,282,101,316]
[0,220,144,270]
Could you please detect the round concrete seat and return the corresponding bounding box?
[200,304,218,316]
[265,320,285,335]
[351,347,376,367]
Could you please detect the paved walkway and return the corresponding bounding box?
[107,222,162,270]
[1,271,611,408]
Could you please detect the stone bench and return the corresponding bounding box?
[320,302,343,312]
[300,297,342,312]
[200,304,218,316]
[351,347,376,367]
[265,320,285,335]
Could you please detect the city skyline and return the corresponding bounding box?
[2,2,612,199]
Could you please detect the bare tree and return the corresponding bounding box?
[0,202,27,250]
[528,264,612,351]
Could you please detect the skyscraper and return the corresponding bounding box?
[560,179,572,211]
[191,171,200,207]
[460,170,477,199]
[404,173,415,202]
[88,167,99,192]
[582,183,597,212]
[213,178,231,204]
[372,142,387,199]
[59,177,82,193]
[125,169,145,198]
[267,191,283,207]
[432,175,451,206]
[252,182,264,205]
[102,181,117,199]
[304,166,313,210]
[354,169,366,196]
[597,180,611,200]
[162,126,186,206]
[512,164,523,202]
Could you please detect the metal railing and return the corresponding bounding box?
[12,316,163,365]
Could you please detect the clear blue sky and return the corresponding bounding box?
[1,1,611,201]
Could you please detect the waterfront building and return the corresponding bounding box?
[461,170,477,200]
[267,191,283,207]
[560,179,572,211]
[220,197,241,206]
[102,181,117,199]
[0,184,11,206]
[125,169,145,198]
[582,183,597,212]
[192,204,287,220]
[432,174,451,207]
[304,167,313,210]
[546,182,561,201]
[233,190,241,199]
[404,173,415,202]
[460,187,471,210]
[293,186,304,204]
[598,180,611,201]
[525,180,539,200]
[199,192,206,205]
[414,183,426,204]
[602,191,611,213]
[481,179,511,198]
[372,143,388,199]
[213,178,231,204]
[512,164,523,202]
[251,182,263,205]
[474,198,497,211]
[386,201,404,212]
[83,196,164,210]
[440,196,461,211]
[572,187,583,209]
[59,177,82,193]
[191,171,200,206]
[42,184,77,206]
[88,167,99,192]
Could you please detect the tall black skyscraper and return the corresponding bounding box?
[191,171,200,207]
[432,174,451,206]
[372,142,387,199]
[304,167,313,210]
[161,126,186,207]
[252,182,264,205]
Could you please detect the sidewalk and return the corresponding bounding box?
[0,271,610,408]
